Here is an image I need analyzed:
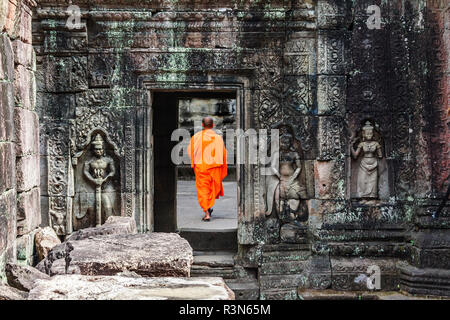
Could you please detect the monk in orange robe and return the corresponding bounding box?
[187,117,227,221]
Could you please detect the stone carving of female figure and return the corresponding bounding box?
[351,121,383,198]
[265,126,307,222]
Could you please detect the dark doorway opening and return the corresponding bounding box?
[152,91,238,245]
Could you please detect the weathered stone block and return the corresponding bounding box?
[17,187,41,236]
[16,231,37,265]
[44,56,88,93]
[225,279,259,300]
[280,224,308,243]
[191,265,235,279]
[16,154,40,192]
[14,108,39,156]
[399,262,450,297]
[14,65,33,109]
[317,75,346,115]
[0,0,8,32]
[12,40,33,68]
[34,226,60,263]
[323,203,406,229]
[307,199,325,230]
[318,117,345,160]
[284,33,316,75]
[67,216,137,241]
[302,255,332,290]
[317,0,351,29]
[0,34,14,82]
[0,142,15,194]
[3,0,17,38]
[0,83,14,141]
[259,260,309,276]
[17,6,32,44]
[283,75,316,114]
[314,160,332,199]
[261,249,311,264]
[43,30,88,54]
[28,275,235,300]
[37,233,193,277]
[5,263,49,292]
[260,288,298,300]
[330,257,399,291]
[328,242,410,258]
[314,160,346,199]
[0,190,16,253]
[318,32,346,75]
[259,274,307,291]
[0,283,27,300]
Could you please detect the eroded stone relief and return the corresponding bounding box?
[72,131,121,231]
[264,124,309,233]
[350,120,383,199]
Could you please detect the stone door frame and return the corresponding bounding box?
[141,76,255,239]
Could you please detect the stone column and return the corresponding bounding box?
[399,0,450,297]
[1,0,40,279]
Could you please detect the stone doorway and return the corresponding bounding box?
[152,91,238,252]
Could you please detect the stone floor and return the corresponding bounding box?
[177,180,237,230]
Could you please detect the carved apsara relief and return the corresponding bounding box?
[264,124,309,226]
[350,120,387,200]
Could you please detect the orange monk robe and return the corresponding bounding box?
[187,128,227,212]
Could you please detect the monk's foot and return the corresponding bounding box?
[202,211,211,221]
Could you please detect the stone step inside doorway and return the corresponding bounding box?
[190,251,260,300]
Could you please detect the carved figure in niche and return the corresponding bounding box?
[265,125,308,223]
[83,134,115,226]
[351,120,383,198]
[73,132,120,230]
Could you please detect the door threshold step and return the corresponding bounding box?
[179,229,237,251]
[193,252,235,268]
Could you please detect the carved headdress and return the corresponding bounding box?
[91,134,104,148]
[362,121,374,132]
[357,119,382,144]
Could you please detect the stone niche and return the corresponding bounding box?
[71,130,121,231]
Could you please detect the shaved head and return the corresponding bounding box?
[202,116,214,129]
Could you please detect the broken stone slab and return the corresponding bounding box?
[28,275,235,300]
[66,216,137,241]
[35,226,61,262]
[0,283,28,300]
[5,263,50,292]
[36,233,193,277]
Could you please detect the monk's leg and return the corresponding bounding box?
[194,168,214,213]
[210,167,225,200]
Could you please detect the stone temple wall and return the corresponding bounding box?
[24,0,450,298]
[0,0,40,281]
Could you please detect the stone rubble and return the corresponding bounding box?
[66,216,137,241]
[37,233,193,277]
[5,263,50,292]
[28,275,235,300]
[0,283,28,300]
[34,226,61,262]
